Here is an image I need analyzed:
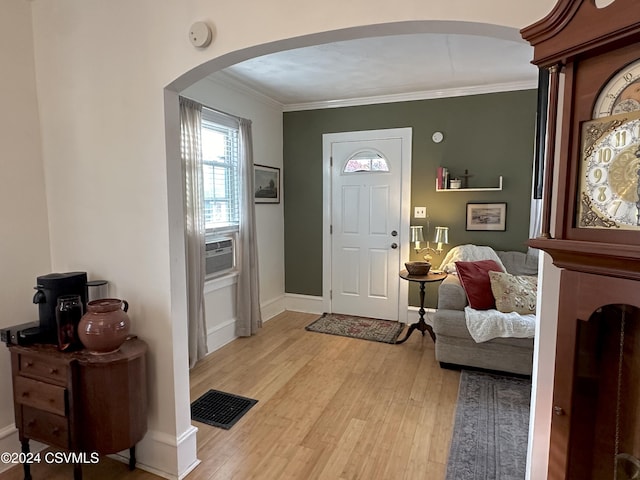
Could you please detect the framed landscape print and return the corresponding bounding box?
[254,164,280,204]
[466,203,507,231]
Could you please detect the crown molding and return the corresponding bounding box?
[205,72,285,111]
[206,71,538,113]
[283,79,538,111]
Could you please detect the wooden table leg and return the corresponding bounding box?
[129,446,136,470]
[73,463,82,480]
[21,439,31,480]
[396,281,436,344]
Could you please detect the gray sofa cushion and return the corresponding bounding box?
[438,275,468,310]
[497,250,539,276]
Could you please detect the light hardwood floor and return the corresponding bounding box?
[1,310,461,480]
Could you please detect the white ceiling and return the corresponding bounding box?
[213,32,538,110]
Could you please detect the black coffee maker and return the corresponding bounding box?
[1,272,88,345]
[32,272,89,342]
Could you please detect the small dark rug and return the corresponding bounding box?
[191,389,258,430]
[305,312,404,344]
[446,370,531,480]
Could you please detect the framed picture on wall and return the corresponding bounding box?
[254,164,280,204]
[466,203,507,231]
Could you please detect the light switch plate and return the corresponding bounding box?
[414,207,426,218]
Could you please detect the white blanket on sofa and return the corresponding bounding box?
[438,244,506,273]
[464,306,536,343]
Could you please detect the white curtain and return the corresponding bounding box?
[235,118,262,336]
[528,198,543,256]
[179,97,208,367]
[529,198,543,240]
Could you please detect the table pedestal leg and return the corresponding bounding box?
[395,281,436,344]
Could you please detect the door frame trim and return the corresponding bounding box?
[322,127,412,323]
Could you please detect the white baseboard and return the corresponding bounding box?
[122,426,199,480]
[0,424,19,475]
[283,294,324,314]
[0,424,52,474]
[261,295,285,321]
[206,318,236,353]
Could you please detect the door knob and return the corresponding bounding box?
[391,230,398,236]
[391,243,398,249]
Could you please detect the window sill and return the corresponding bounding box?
[204,270,239,293]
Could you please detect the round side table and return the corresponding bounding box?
[396,270,447,344]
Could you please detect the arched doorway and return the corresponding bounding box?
[163,19,537,477]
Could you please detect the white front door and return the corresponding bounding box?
[322,128,411,321]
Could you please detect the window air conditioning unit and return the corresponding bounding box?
[205,236,234,277]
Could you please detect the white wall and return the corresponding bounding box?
[181,74,285,351]
[0,0,51,465]
[24,1,558,478]
[527,253,560,480]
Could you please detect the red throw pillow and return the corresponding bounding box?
[455,260,504,310]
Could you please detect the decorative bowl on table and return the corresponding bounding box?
[405,261,431,275]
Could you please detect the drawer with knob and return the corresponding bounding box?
[21,406,69,449]
[18,353,68,384]
[14,376,67,416]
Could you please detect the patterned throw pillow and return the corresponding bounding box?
[488,271,538,314]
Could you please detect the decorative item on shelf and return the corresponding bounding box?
[436,166,450,189]
[404,261,431,275]
[450,178,462,189]
[78,298,131,355]
[460,169,473,189]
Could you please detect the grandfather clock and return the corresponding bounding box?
[522,0,640,478]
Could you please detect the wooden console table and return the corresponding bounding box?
[8,337,147,480]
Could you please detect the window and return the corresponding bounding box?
[201,108,240,233]
[343,149,390,173]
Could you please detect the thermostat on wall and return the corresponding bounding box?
[432,131,444,143]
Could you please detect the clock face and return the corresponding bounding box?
[578,111,640,229]
[593,58,640,118]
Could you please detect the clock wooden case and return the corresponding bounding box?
[523,2,640,277]
[522,0,640,478]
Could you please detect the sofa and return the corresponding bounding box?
[432,247,538,376]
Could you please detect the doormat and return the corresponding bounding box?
[191,389,258,430]
[446,370,531,480]
[305,312,404,344]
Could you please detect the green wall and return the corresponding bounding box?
[283,89,538,307]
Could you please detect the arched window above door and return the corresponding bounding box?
[343,150,390,173]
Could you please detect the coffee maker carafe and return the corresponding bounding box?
[32,272,88,343]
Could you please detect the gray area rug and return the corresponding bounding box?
[446,370,531,480]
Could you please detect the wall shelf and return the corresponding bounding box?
[436,176,503,192]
